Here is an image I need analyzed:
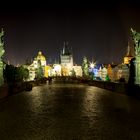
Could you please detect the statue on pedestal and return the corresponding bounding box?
[0,28,5,86]
[129,28,140,85]
[131,28,140,56]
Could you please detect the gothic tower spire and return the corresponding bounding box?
[124,41,134,64]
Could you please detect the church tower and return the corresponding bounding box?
[60,42,73,76]
[124,42,134,64]
[60,41,73,67]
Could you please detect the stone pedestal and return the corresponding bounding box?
[0,61,4,86]
[135,57,140,85]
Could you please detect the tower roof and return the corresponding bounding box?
[125,42,134,57]
[61,41,72,55]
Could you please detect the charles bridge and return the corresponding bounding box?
[0,79,140,139]
[1,76,140,100]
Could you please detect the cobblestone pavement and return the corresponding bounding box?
[0,83,140,140]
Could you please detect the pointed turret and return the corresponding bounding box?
[126,42,133,57]
[62,41,66,54]
[61,41,71,55]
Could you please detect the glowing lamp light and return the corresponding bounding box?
[90,62,95,68]
[54,65,61,72]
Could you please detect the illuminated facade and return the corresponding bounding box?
[45,65,52,77]
[26,44,83,80]
[107,64,113,80]
[28,63,36,81]
[33,51,46,68]
[97,66,102,79]
[47,42,82,77]
[124,42,134,64]
[73,66,82,77]
[121,64,129,82]
[111,64,129,82]
[60,42,73,76]
[101,67,107,81]
[28,51,47,80]
[52,64,61,76]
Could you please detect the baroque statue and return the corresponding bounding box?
[0,28,5,86]
[131,28,140,56]
[0,28,4,60]
[129,28,140,85]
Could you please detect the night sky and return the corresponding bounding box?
[0,1,140,65]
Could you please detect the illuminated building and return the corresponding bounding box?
[101,67,107,81]
[112,65,120,82]
[26,44,83,80]
[60,42,73,76]
[28,51,47,80]
[107,64,113,80]
[124,42,134,64]
[111,64,129,82]
[33,51,46,68]
[97,66,102,79]
[52,64,61,76]
[45,65,52,77]
[121,64,129,82]
[73,66,82,77]
[27,63,36,81]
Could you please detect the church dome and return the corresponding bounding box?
[36,51,46,61]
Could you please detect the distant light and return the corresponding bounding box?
[90,62,95,68]
[54,64,61,72]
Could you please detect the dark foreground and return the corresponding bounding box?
[0,83,140,140]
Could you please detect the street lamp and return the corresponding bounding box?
[90,62,95,69]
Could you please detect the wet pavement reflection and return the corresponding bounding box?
[0,83,140,140]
